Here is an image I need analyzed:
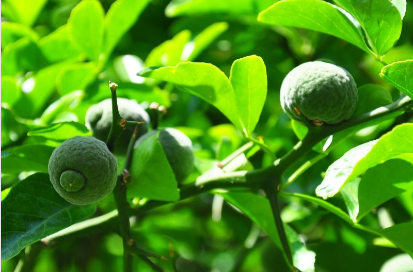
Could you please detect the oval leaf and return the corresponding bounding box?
[380,60,413,98]
[229,55,267,137]
[258,0,370,54]
[334,0,404,57]
[129,131,179,202]
[138,62,242,131]
[68,0,104,62]
[1,173,96,261]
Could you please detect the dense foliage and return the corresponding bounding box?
[1,0,413,271]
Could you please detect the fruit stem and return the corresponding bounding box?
[106,81,124,152]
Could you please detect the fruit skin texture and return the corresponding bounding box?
[85,98,150,153]
[48,136,118,205]
[135,128,194,183]
[281,61,358,125]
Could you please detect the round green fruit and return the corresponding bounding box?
[48,136,118,205]
[85,98,150,152]
[135,128,194,183]
[280,61,358,125]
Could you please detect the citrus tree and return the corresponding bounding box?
[2,0,413,271]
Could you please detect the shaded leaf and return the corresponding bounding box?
[129,131,179,201]
[369,223,413,258]
[1,144,55,174]
[334,0,404,56]
[357,158,413,221]
[380,60,413,98]
[353,84,393,117]
[220,192,315,271]
[258,0,370,54]
[316,123,413,199]
[1,76,21,107]
[1,173,96,261]
[68,0,104,62]
[229,55,267,137]
[39,91,85,124]
[1,22,39,48]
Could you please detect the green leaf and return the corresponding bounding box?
[14,61,76,118]
[1,22,39,48]
[56,62,96,95]
[166,0,254,17]
[145,30,191,67]
[369,222,413,258]
[27,122,91,141]
[1,144,55,174]
[1,37,49,76]
[68,0,105,62]
[353,84,393,117]
[357,158,413,221]
[316,123,413,199]
[1,173,96,261]
[39,91,85,124]
[258,0,370,54]
[1,106,28,148]
[103,0,150,59]
[184,22,228,61]
[1,76,21,107]
[229,55,267,137]
[129,131,180,201]
[3,0,48,26]
[38,25,82,63]
[334,0,404,57]
[220,192,316,271]
[380,60,413,98]
[138,62,242,131]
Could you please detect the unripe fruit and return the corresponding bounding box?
[85,98,150,152]
[281,61,358,125]
[48,136,118,205]
[135,128,194,183]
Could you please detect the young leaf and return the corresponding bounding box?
[220,192,316,271]
[380,60,413,98]
[68,0,104,62]
[258,0,370,54]
[103,0,150,59]
[138,63,242,131]
[1,76,21,107]
[1,173,96,261]
[166,0,258,17]
[229,55,267,137]
[1,22,39,48]
[129,131,180,202]
[317,123,413,199]
[334,0,404,57]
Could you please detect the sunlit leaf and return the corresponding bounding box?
[380,60,413,98]
[1,22,39,48]
[316,123,413,199]
[56,62,96,95]
[3,0,48,26]
[27,122,91,141]
[334,0,404,56]
[68,0,104,62]
[229,55,267,137]
[139,62,242,131]
[258,0,370,54]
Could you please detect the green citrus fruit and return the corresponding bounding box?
[135,128,194,183]
[85,98,150,152]
[281,61,358,125]
[48,136,118,205]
